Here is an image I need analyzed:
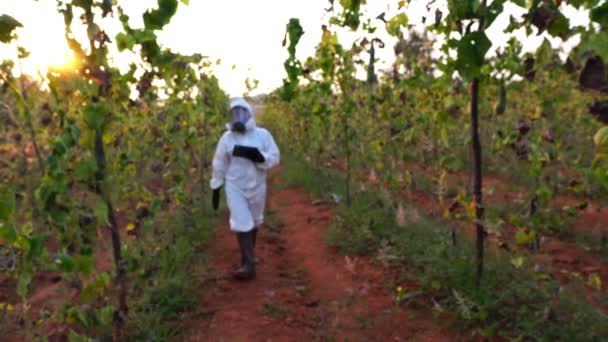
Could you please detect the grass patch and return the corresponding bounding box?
[126,194,216,341]
[281,153,608,341]
[263,299,289,319]
[279,155,345,197]
[575,232,608,260]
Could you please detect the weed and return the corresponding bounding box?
[281,154,608,341]
[264,300,289,319]
[308,308,336,342]
[127,195,214,341]
[576,233,608,260]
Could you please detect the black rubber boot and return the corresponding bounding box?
[239,228,258,266]
[252,227,259,264]
[234,231,255,280]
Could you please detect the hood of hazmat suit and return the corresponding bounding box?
[210,98,280,232]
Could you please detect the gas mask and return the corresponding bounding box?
[230,106,251,133]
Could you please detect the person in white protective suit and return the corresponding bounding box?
[210,98,280,280]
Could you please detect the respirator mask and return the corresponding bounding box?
[230,106,250,133]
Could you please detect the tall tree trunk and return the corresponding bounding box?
[106,197,128,340]
[94,128,128,341]
[16,55,45,176]
[470,79,485,288]
[344,115,351,207]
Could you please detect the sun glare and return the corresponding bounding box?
[45,51,76,71]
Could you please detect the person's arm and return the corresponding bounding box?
[255,130,280,170]
[209,134,230,189]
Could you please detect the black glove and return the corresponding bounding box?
[212,187,221,210]
[232,145,265,163]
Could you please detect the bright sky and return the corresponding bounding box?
[0,0,590,97]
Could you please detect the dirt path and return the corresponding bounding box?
[187,175,453,341]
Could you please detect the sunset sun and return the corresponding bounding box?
[45,50,76,70]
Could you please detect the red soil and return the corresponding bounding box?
[186,177,455,341]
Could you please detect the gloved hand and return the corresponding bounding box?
[232,145,265,163]
[212,187,221,210]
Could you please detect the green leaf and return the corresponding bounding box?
[535,38,555,65]
[51,138,67,157]
[143,0,178,30]
[0,222,17,243]
[455,31,491,80]
[285,18,304,56]
[0,187,15,221]
[485,1,505,28]
[0,15,23,43]
[536,186,553,204]
[16,266,33,297]
[386,13,408,37]
[115,32,135,51]
[67,307,90,330]
[17,46,29,59]
[590,2,608,27]
[83,102,108,130]
[81,273,110,302]
[76,255,94,277]
[132,29,157,43]
[94,198,110,226]
[448,0,480,20]
[594,126,608,154]
[511,255,525,268]
[98,272,111,286]
[75,160,98,182]
[582,32,608,61]
[0,223,17,244]
[548,12,569,38]
[56,254,77,273]
[26,235,46,261]
[62,124,81,147]
[339,0,363,30]
[515,229,536,245]
[440,155,464,171]
[98,305,115,326]
[594,127,608,147]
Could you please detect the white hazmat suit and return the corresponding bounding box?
[210,98,280,232]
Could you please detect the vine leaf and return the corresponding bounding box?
[143,0,178,31]
[386,13,408,37]
[17,47,29,59]
[595,127,608,154]
[17,269,33,298]
[84,102,108,130]
[448,0,481,20]
[339,0,364,30]
[94,198,110,226]
[590,2,608,28]
[0,187,15,221]
[286,18,304,56]
[116,32,135,51]
[0,14,22,43]
[582,32,608,62]
[0,222,17,243]
[547,11,569,38]
[455,31,491,80]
